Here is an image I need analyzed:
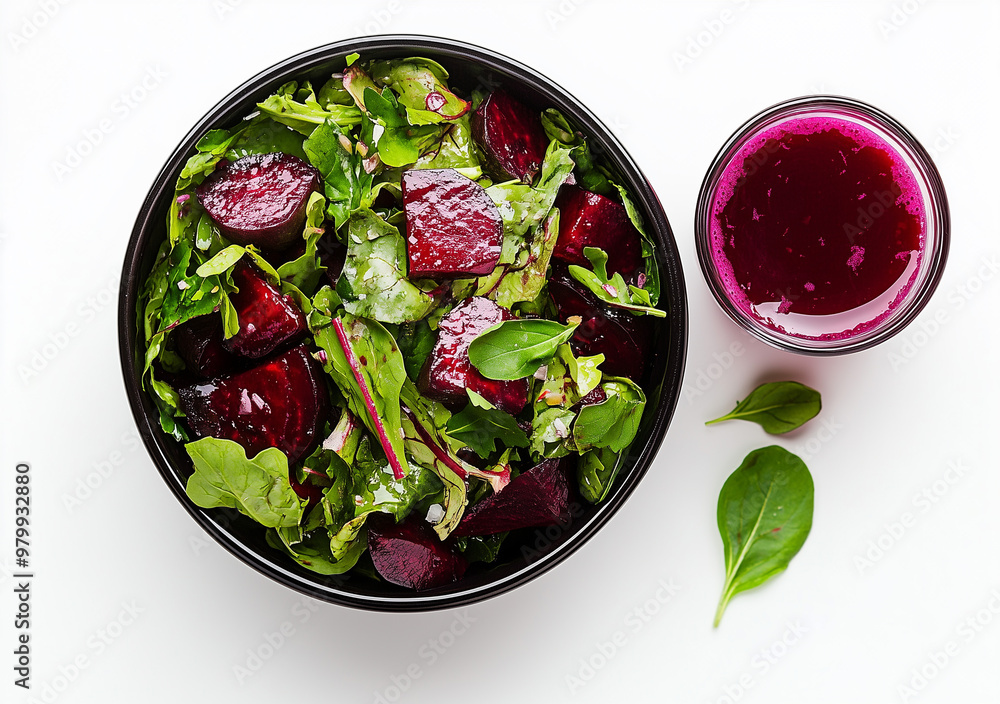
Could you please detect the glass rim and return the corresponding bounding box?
[694,94,950,356]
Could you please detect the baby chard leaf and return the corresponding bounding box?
[468,319,579,381]
[706,381,822,434]
[714,446,814,627]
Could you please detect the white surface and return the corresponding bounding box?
[1,1,998,703]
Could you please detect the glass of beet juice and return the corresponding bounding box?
[696,96,949,354]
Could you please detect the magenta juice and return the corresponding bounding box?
[709,114,927,341]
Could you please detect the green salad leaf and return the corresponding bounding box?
[568,247,666,317]
[304,119,373,230]
[577,446,625,504]
[257,80,362,136]
[706,381,822,434]
[336,208,437,323]
[715,446,814,627]
[185,438,304,528]
[573,378,646,453]
[369,58,470,124]
[468,319,579,381]
[446,391,530,459]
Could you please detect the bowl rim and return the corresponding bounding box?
[118,33,688,611]
[694,94,950,356]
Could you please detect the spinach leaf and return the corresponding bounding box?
[415,115,481,175]
[446,393,529,459]
[369,58,471,124]
[540,108,615,197]
[468,319,579,381]
[577,446,625,504]
[352,436,440,518]
[706,381,822,434]
[363,87,442,167]
[185,438,304,528]
[573,377,646,453]
[336,208,437,324]
[534,343,603,410]
[225,118,308,161]
[310,305,410,480]
[395,319,436,382]
[715,446,814,626]
[267,529,365,575]
[568,247,666,317]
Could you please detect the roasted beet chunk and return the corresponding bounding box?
[453,459,569,537]
[402,169,502,278]
[223,261,307,359]
[368,514,467,591]
[418,297,529,414]
[552,185,644,282]
[177,345,328,465]
[174,314,238,379]
[549,265,652,382]
[196,152,320,251]
[471,89,548,184]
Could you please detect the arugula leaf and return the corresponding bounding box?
[530,407,576,459]
[304,119,373,230]
[715,446,814,627]
[446,393,529,459]
[468,319,579,381]
[706,381,822,434]
[577,446,625,504]
[485,140,575,273]
[336,208,437,324]
[535,343,605,410]
[612,182,660,306]
[573,378,646,453]
[256,81,362,136]
[540,108,615,197]
[568,247,666,317]
[310,307,410,480]
[493,209,560,309]
[185,438,304,528]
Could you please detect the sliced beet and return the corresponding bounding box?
[174,314,238,380]
[471,89,548,184]
[548,265,652,382]
[453,459,569,537]
[574,385,607,409]
[223,260,307,359]
[368,514,467,591]
[401,169,502,278]
[418,297,529,414]
[177,345,328,465]
[196,152,320,251]
[552,185,644,282]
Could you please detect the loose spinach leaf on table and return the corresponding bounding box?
[714,446,814,627]
[468,319,579,381]
[706,381,822,434]
[185,438,304,529]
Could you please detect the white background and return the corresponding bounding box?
[1,1,998,702]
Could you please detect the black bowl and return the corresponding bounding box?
[118,35,688,612]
